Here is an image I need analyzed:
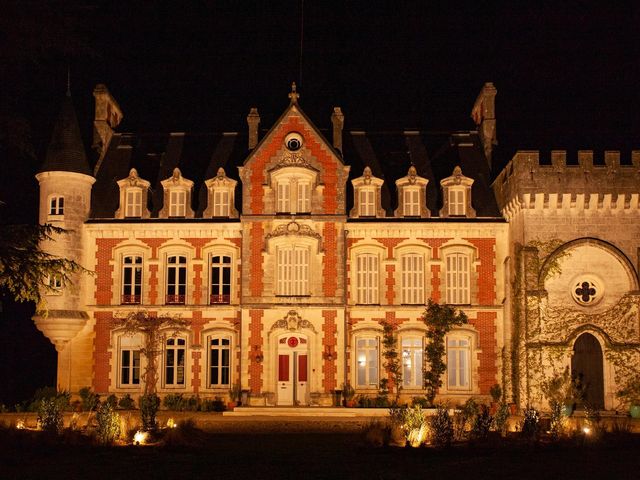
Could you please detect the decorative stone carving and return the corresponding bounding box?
[269,310,317,333]
[265,221,322,244]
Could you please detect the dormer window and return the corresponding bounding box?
[270,167,316,215]
[394,165,429,218]
[350,166,384,218]
[49,196,64,216]
[116,168,151,219]
[160,168,194,219]
[204,168,238,218]
[439,166,476,218]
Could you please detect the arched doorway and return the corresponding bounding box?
[571,333,604,409]
[277,334,309,406]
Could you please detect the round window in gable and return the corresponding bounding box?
[571,275,604,307]
[284,132,303,151]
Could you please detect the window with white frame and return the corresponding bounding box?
[356,253,379,304]
[448,187,465,216]
[277,246,309,296]
[356,337,379,388]
[46,274,63,294]
[359,189,375,216]
[447,335,471,390]
[210,255,231,304]
[445,253,470,304]
[403,187,420,216]
[209,336,231,387]
[49,196,64,216]
[212,189,230,217]
[401,253,424,304]
[165,337,186,387]
[119,336,141,387]
[402,337,423,388]
[166,255,187,304]
[125,188,143,218]
[122,255,142,304]
[169,190,187,217]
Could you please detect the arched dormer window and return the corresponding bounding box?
[394,165,429,218]
[439,166,476,218]
[116,168,151,219]
[204,167,238,218]
[159,168,194,219]
[350,166,384,218]
[269,166,316,215]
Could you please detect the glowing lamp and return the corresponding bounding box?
[133,430,148,445]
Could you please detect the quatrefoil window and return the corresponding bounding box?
[571,277,603,306]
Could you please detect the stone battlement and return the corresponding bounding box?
[493,150,640,217]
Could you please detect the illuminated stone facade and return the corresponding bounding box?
[34,84,639,410]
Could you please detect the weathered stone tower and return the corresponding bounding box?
[34,89,96,392]
[493,150,640,410]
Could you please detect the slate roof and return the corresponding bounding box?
[90,126,501,219]
[40,94,92,176]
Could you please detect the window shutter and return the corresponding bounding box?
[277,182,290,213]
[297,183,310,213]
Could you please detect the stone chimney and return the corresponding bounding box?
[470,82,497,164]
[331,107,344,153]
[247,107,260,149]
[92,84,122,172]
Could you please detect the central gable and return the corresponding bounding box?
[239,90,350,216]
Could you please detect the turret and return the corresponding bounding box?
[33,88,95,388]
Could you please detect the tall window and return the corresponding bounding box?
[165,338,186,387]
[445,253,470,304]
[213,190,230,217]
[209,337,230,387]
[402,337,423,388]
[403,188,420,216]
[169,190,187,217]
[166,255,187,304]
[401,254,424,304]
[120,348,140,386]
[356,254,379,304]
[276,182,291,213]
[277,246,309,296]
[447,336,471,390]
[49,196,64,216]
[359,189,375,216]
[297,182,311,213]
[448,187,465,216]
[122,255,142,304]
[125,188,143,217]
[356,337,379,387]
[210,255,231,304]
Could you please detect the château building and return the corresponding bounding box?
[33,82,640,410]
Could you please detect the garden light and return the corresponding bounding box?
[133,430,148,445]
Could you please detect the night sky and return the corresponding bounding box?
[0,1,637,405]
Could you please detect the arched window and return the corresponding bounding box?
[209,336,231,388]
[122,255,142,304]
[401,337,424,388]
[119,335,142,388]
[166,255,187,304]
[210,255,231,304]
[445,252,470,304]
[356,253,379,304]
[164,337,186,387]
[401,253,424,304]
[356,336,379,388]
[447,335,471,390]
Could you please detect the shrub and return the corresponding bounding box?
[363,421,387,447]
[201,397,226,412]
[430,404,453,447]
[410,396,431,408]
[453,397,479,441]
[139,394,160,431]
[471,404,493,440]
[163,393,185,411]
[489,384,502,403]
[96,403,121,445]
[520,407,540,440]
[38,398,63,434]
[390,405,428,447]
[493,402,510,437]
[105,394,118,408]
[162,419,205,447]
[79,387,100,412]
[118,394,135,410]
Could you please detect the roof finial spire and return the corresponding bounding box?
[288,82,299,104]
[66,66,71,97]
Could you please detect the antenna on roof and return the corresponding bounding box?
[299,0,304,88]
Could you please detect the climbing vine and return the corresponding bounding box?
[381,320,402,404]
[422,300,468,405]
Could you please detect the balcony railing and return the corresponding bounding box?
[165,294,186,305]
[210,294,231,305]
[121,294,141,305]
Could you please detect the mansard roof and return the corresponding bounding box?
[90,127,500,219]
[41,94,92,176]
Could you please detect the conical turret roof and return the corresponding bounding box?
[40,93,91,175]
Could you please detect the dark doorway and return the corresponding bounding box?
[571,333,604,409]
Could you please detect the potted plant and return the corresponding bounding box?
[489,383,502,414]
[616,375,640,418]
[228,382,242,409]
[342,382,356,407]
